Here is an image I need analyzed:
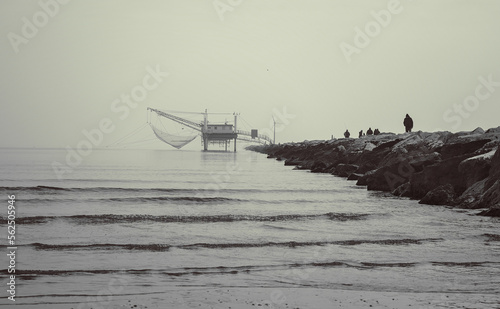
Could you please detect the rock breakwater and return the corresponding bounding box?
[248,127,500,217]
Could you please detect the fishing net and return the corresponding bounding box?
[149,124,197,149]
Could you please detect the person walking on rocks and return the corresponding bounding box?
[344,130,350,138]
[403,114,413,133]
[359,130,363,138]
[367,128,373,135]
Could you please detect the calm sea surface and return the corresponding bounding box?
[0,148,499,307]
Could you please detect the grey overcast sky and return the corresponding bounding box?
[1,0,500,148]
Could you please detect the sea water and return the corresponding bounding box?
[0,147,499,307]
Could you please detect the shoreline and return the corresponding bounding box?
[9,287,500,309]
[248,127,500,217]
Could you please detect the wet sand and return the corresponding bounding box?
[11,287,499,309]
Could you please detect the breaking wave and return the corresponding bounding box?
[8,258,495,278]
[0,186,336,194]
[9,212,373,225]
[17,238,443,252]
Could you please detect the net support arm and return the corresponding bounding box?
[148,108,202,132]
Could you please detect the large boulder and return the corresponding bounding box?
[478,204,500,217]
[364,143,376,151]
[380,132,449,165]
[358,152,441,193]
[356,162,413,192]
[437,139,491,160]
[489,147,500,177]
[374,132,446,179]
[458,149,496,188]
[477,180,500,209]
[334,164,359,177]
[355,139,402,174]
[392,182,411,197]
[284,158,302,166]
[456,148,500,212]
[456,178,488,209]
[410,141,497,202]
[347,173,363,181]
[294,160,314,170]
[479,149,500,208]
[409,154,471,199]
[310,161,328,173]
[419,184,457,206]
[356,170,374,186]
[485,126,500,134]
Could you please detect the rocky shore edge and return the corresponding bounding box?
[247,127,500,217]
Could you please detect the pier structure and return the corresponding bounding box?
[147,108,272,151]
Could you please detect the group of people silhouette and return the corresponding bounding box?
[345,128,380,138]
[342,114,413,139]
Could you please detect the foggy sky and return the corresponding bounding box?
[1,0,500,148]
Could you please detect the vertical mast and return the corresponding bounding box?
[204,109,208,131]
[273,116,276,144]
[233,112,237,152]
[203,109,208,151]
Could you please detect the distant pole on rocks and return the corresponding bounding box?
[272,116,276,144]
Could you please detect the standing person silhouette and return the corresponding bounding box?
[403,114,413,133]
[344,130,350,138]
